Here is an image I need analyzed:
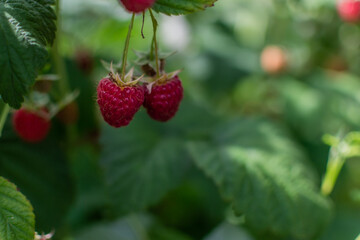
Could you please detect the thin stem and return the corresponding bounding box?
[53,0,78,145]
[141,12,145,39]
[149,9,160,78]
[149,37,155,61]
[0,104,10,138]
[321,155,346,196]
[53,0,69,98]
[121,13,136,79]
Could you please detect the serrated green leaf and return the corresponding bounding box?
[100,118,191,215]
[153,0,217,16]
[0,177,35,240]
[0,0,56,108]
[100,98,218,216]
[188,118,332,240]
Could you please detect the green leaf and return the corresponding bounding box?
[66,144,107,230]
[188,118,332,240]
[205,223,254,240]
[75,214,193,240]
[279,73,360,141]
[100,98,218,216]
[100,116,191,215]
[0,119,73,232]
[320,208,360,240]
[149,223,194,240]
[75,215,151,240]
[0,177,35,240]
[0,0,56,108]
[152,0,217,16]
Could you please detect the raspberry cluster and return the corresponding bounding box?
[97,74,183,128]
[97,0,184,128]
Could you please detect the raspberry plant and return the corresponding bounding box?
[1,0,360,240]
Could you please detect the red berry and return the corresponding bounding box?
[144,76,183,122]
[12,108,51,143]
[120,0,156,13]
[75,49,94,74]
[97,78,145,128]
[260,46,287,75]
[337,0,360,23]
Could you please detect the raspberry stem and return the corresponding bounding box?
[0,103,10,138]
[53,0,78,143]
[53,0,70,98]
[141,12,146,39]
[149,9,160,78]
[121,13,136,80]
[321,156,345,196]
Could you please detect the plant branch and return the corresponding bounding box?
[53,0,70,98]
[0,103,10,138]
[321,156,346,196]
[121,13,136,80]
[149,9,160,78]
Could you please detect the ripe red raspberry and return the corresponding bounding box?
[120,0,156,13]
[337,0,360,23]
[12,108,51,143]
[144,76,183,122]
[97,78,145,128]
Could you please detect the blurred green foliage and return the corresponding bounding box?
[1,0,360,239]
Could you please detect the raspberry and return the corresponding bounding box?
[120,0,156,13]
[260,46,287,75]
[337,0,360,23]
[144,76,183,122]
[97,78,145,128]
[12,108,51,143]
[75,49,94,74]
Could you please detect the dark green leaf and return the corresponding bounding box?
[188,118,332,240]
[153,0,217,16]
[0,0,56,108]
[149,223,194,240]
[100,117,191,215]
[75,214,152,240]
[0,119,73,232]
[75,214,193,240]
[205,223,254,240]
[66,144,107,230]
[0,177,35,240]
[320,208,360,240]
[100,98,217,216]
